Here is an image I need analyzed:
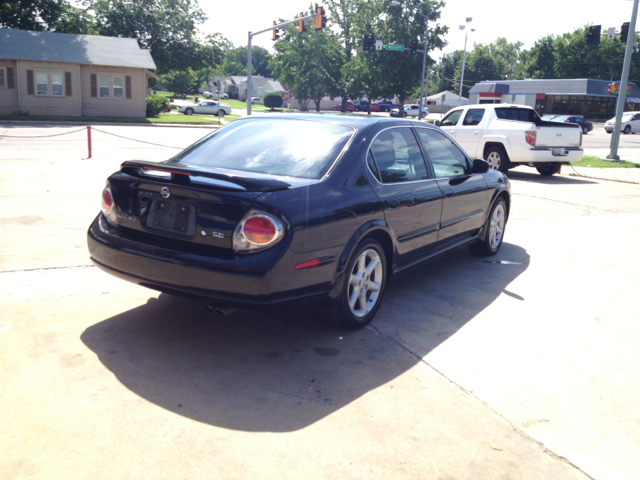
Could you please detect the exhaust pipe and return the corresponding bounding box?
[206,304,239,317]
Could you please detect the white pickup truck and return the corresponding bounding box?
[435,104,583,176]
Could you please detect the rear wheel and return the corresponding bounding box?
[329,239,387,330]
[185,108,194,115]
[403,112,407,118]
[582,126,589,135]
[469,198,507,256]
[624,125,631,134]
[536,162,562,176]
[484,146,510,173]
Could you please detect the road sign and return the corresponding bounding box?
[607,27,616,40]
[375,40,383,50]
[386,44,405,51]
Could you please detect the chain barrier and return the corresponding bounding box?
[90,127,183,149]
[0,127,87,138]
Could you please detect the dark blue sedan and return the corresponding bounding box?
[88,115,510,329]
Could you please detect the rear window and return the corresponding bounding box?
[495,107,539,123]
[168,118,354,179]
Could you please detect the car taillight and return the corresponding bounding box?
[525,131,536,146]
[101,187,113,214]
[233,210,285,253]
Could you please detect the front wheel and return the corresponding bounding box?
[185,108,194,115]
[329,239,387,330]
[469,198,507,256]
[403,112,407,118]
[218,110,226,117]
[536,162,562,176]
[484,146,510,173]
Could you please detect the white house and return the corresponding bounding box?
[423,91,469,113]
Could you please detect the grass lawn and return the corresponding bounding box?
[574,155,640,168]
[0,113,238,125]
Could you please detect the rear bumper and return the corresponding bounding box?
[87,214,340,308]
[511,147,583,164]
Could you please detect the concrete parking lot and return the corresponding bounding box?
[1,123,640,480]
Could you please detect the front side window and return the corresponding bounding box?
[51,72,63,96]
[369,128,428,184]
[99,75,110,98]
[416,128,469,178]
[440,109,463,127]
[168,118,355,180]
[36,72,48,96]
[462,108,485,126]
[113,76,124,99]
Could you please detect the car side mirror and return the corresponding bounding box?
[472,159,490,174]
[434,120,440,127]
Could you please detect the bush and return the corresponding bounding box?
[146,95,169,117]
[230,92,239,100]
[264,93,283,110]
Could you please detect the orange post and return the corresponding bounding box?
[87,125,92,159]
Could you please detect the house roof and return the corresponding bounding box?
[425,90,467,101]
[469,78,640,97]
[0,28,156,70]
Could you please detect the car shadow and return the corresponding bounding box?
[507,169,597,185]
[81,242,529,433]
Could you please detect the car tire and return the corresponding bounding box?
[624,125,631,134]
[185,108,194,116]
[582,126,589,135]
[421,112,426,119]
[469,197,507,257]
[536,162,562,176]
[218,110,226,117]
[484,146,510,173]
[403,112,407,118]
[329,238,387,330]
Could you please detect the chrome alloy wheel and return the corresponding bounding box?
[486,151,501,170]
[348,248,383,317]
[489,203,506,250]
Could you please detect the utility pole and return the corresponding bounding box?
[607,0,639,160]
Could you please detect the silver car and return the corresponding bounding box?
[604,112,640,134]
[390,104,428,118]
[178,101,232,117]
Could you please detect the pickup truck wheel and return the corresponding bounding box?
[484,147,510,173]
[469,198,507,256]
[536,163,562,176]
[624,125,631,134]
[327,239,387,330]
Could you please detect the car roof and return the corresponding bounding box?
[229,113,438,130]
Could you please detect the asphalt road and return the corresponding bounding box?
[1,124,640,480]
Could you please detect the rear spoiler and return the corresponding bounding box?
[120,160,291,192]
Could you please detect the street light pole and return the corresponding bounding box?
[607,0,639,160]
[458,17,473,106]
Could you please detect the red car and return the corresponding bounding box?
[370,103,381,112]
[334,101,355,111]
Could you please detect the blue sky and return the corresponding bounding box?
[202,0,639,56]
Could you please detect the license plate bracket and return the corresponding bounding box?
[145,199,195,236]
[552,148,568,156]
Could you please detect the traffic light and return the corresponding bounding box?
[272,21,279,41]
[315,6,326,31]
[586,25,601,46]
[363,34,375,52]
[298,12,307,34]
[620,22,630,44]
[410,39,418,55]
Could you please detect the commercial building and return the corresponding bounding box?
[468,79,640,117]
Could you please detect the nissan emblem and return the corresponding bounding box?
[160,187,171,199]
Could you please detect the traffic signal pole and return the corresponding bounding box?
[417,11,429,121]
[607,0,639,160]
[246,12,319,116]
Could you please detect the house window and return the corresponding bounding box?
[113,76,124,99]
[51,72,64,96]
[36,72,48,96]
[99,75,110,98]
[0,68,5,88]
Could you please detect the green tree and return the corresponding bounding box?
[454,43,507,98]
[520,35,556,79]
[1,0,66,30]
[163,67,198,94]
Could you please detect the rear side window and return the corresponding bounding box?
[416,128,469,178]
[168,119,354,179]
[495,107,539,123]
[462,109,485,126]
[369,128,429,184]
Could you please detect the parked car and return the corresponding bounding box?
[435,104,583,175]
[88,115,510,330]
[334,101,355,111]
[353,100,369,112]
[205,91,229,100]
[370,103,381,112]
[377,101,399,112]
[178,101,232,117]
[604,112,640,134]
[250,97,263,105]
[390,104,428,119]
[548,115,593,134]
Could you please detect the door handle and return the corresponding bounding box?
[474,131,479,135]
[444,189,454,198]
[389,199,401,209]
